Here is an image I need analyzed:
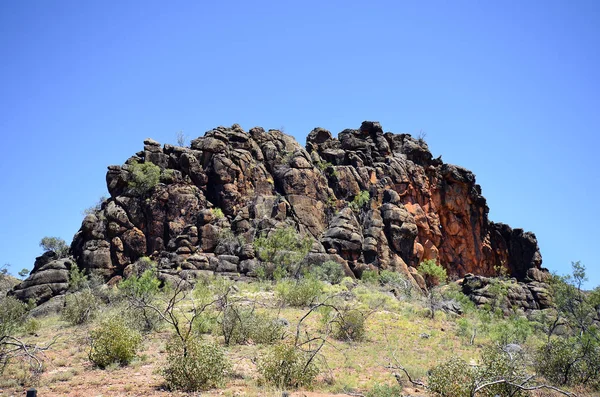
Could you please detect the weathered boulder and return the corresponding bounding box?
[10,255,72,305]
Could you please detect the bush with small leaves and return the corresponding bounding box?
[535,336,600,388]
[68,265,89,292]
[62,289,100,325]
[119,266,162,332]
[334,309,367,341]
[361,270,379,284]
[128,160,161,195]
[161,337,230,391]
[22,318,41,336]
[253,226,313,279]
[309,261,345,284]
[349,190,370,211]
[0,296,27,340]
[220,305,284,345]
[89,317,142,369]
[275,277,323,307]
[366,383,403,397]
[417,259,447,289]
[379,270,415,298]
[257,342,319,388]
[428,356,476,397]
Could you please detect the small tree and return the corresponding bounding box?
[417,260,447,319]
[17,268,29,279]
[40,236,69,258]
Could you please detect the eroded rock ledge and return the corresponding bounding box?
[14,121,548,309]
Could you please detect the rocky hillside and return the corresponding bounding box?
[12,121,549,308]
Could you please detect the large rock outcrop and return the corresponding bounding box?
[14,121,548,306]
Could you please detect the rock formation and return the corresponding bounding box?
[13,121,548,309]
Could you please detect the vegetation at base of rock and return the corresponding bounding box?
[275,276,323,307]
[39,236,69,258]
[308,260,345,284]
[257,342,319,388]
[88,317,142,369]
[118,265,163,332]
[417,259,447,288]
[219,304,284,346]
[127,160,161,195]
[62,289,100,325]
[161,337,229,391]
[253,226,313,280]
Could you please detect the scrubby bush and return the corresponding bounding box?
[535,336,600,388]
[128,160,161,195]
[361,269,379,284]
[68,265,89,292]
[332,309,367,342]
[309,260,345,284]
[211,207,225,220]
[220,304,284,345]
[417,259,447,288]
[349,190,370,211]
[253,226,312,279]
[428,356,476,397]
[366,383,403,397]
[39,236,69,258]
[0,296,27,340]
[427,346,530,397]
[119,265,162,332]
[257,342,319,388]
[162,337,229,391]
[275,277,323,307]
[489,316,533,345]
[22,318,41,336]
[88,317,142,368]
[62,289,100,325]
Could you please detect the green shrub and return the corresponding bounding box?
[128,160,161,195]
[361,270,379,284]
[477,346,529,397]
[39,236,69,258]
[309,261,345,284]
[349,190,370,211]
[428,356,476,397]
[275,277,323,307]
[257,342,319,388]
[211,207,225,220]
[417,259,447,288]
[0,296,27,339]
[220,305,284,345]
[162,337,229,391]
[379,270,414,297]
[489,316,532,345]
[119,264,163,332]
[253,226,312,280]
[89,317,142,369]
[535,336,600,388]
[68,265,89,292]
[62,289,100,325]
[22,318,41,335]
[332,309,367,342]
[366,383,403,397]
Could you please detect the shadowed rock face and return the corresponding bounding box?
[13,121,546,304]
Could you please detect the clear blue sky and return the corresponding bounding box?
[1,1,598,286]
